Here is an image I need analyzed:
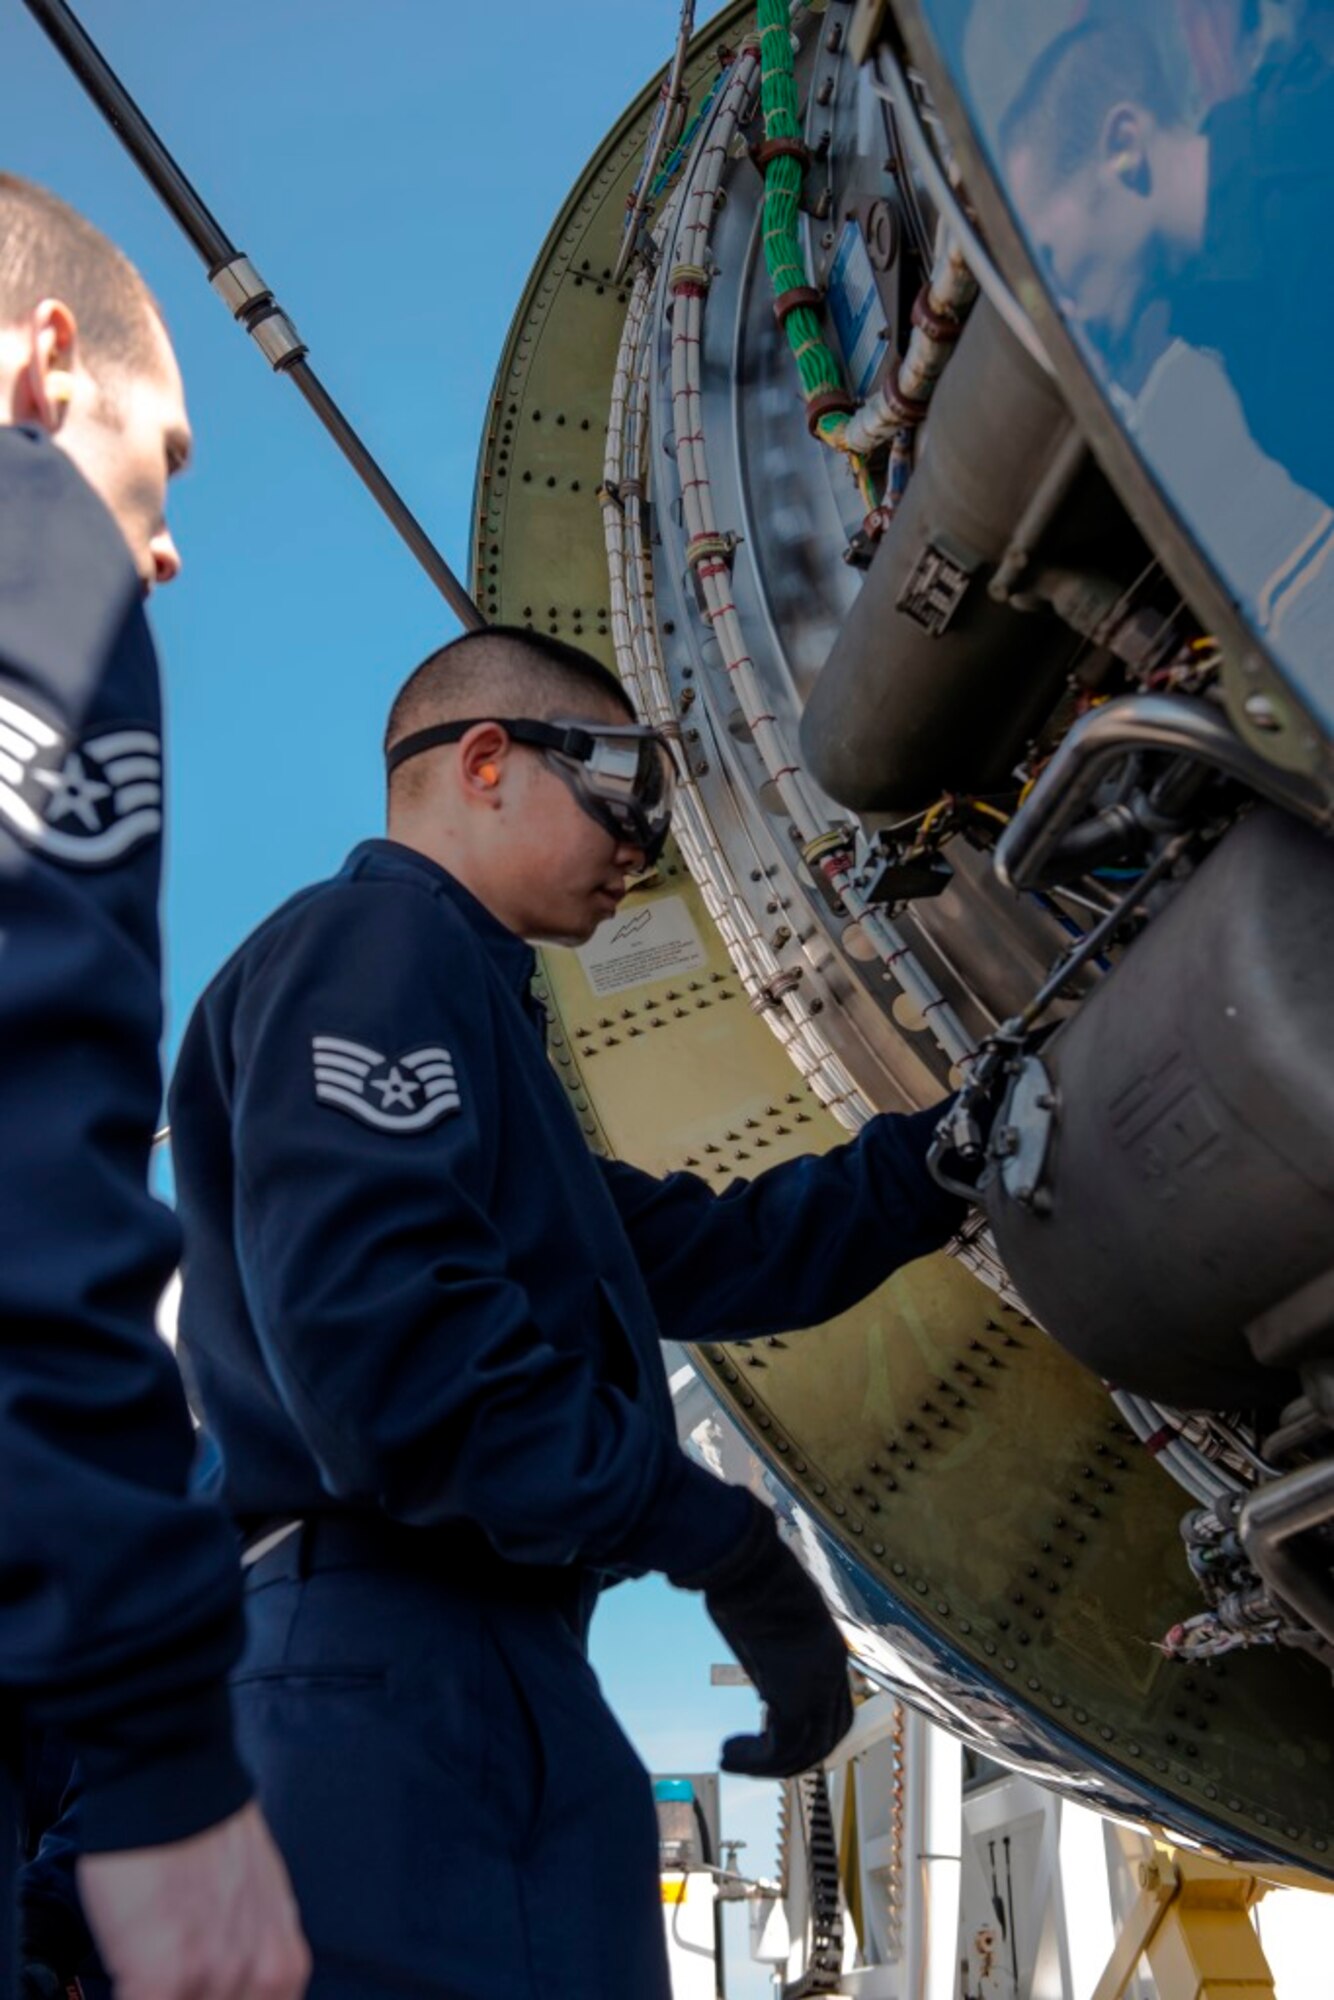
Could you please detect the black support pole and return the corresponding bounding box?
[23,0,486,631]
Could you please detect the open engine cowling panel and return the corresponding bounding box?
[472,0,1334,1879]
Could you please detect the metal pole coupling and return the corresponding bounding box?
[23,0,484,631]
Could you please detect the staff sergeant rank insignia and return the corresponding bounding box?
[0,688,163,868]
[312,1035,461,1132]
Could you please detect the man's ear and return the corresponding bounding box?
[458,721,511,801]
[13,298,80,433]
[1102,104,1151,196]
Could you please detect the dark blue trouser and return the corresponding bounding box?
[1,1759,16,2000]
[235,1525,670,2000]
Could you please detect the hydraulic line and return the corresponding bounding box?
[602,56,866,1116]
[1112,1392,1241,1508]
[603,18,980,1178]
[606,154,1021,1294]
[612,0,696,286]
[664,38,973,1071]
[839,228,979,465]
[994,692,1332,892]
[23,0,483,632]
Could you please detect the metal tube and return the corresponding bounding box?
[1239,1459,1334,1649]
[1262,1403,1331,1466]
[612,0,695,286]
[1012,828,1189,1032]
[840,230,978,458]
[994,693,1332,892]
[23,0,484,631]
[988,426,1086,602]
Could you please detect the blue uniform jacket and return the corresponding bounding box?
[0,427,248,1851]
[171,836,966,1584]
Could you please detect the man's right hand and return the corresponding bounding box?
[679,1495,853,1779]
[76,1800,310,2000]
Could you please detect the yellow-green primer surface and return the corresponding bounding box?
[470,2,1334,1876]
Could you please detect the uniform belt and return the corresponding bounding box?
[240,1513,588,1611]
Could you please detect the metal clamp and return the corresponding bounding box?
[751,967,803,1012]
[993,1054,1056,1212]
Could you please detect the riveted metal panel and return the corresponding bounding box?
[470,1,1334,1881]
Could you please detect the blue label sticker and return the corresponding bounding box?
[826,221,888,400]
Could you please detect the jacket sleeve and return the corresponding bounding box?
[599,1106,969,1346]
[215,884,750,1580]
[0,430,248,1854]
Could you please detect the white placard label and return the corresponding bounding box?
[577,894,709,996]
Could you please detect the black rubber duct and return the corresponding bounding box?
[800,296,1081,813]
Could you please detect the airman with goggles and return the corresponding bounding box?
[386,713,678,866]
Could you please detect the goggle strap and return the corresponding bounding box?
[386,717,598,777]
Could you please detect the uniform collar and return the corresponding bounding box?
[342,839,538,996]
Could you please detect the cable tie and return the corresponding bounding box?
[750,134,811,174]
[881,359,931,427]
[670,262,712,296]
[804,389,857,437]
[774,284,824,329]
[686,532,735,572]
[910,281,967,344]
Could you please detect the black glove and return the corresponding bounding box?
[678,1494,852,1779]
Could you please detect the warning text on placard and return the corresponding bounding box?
[576,895,709,997]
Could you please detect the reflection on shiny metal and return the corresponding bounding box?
[1240,1460,1334,1652]
[994,692,1333,893]
[867,45,1053,376]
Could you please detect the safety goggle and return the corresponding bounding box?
[385,715,679,864]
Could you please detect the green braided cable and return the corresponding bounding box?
[756,0,851,450]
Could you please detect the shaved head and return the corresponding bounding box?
[0,173,164,371]
[385,626,635,799]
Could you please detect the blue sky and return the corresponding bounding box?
[8,1,780,1985]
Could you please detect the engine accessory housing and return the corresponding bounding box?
[801,298,1081,812]
[987,809,1334,1409]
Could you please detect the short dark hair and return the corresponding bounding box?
[999,19,1182,190]
[384,625,636,789]
[0,173,164,371]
